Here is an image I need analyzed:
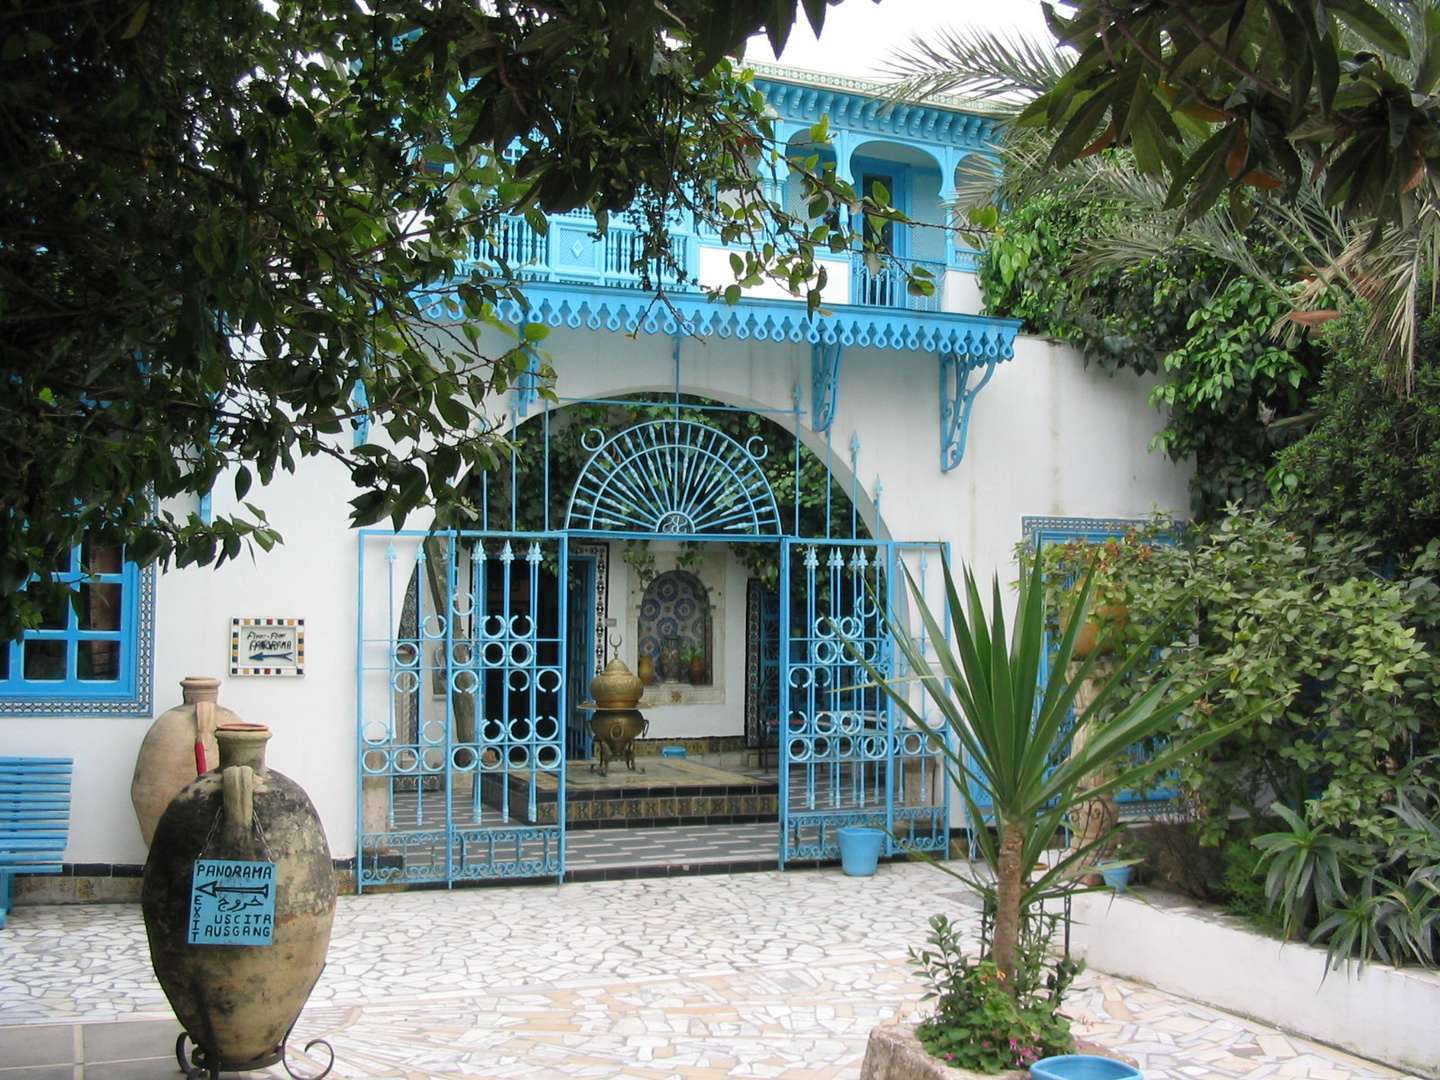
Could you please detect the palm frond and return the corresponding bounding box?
[879,25,1073,108]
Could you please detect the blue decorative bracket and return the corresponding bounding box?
[939,349,1000,471]
[811,341,843,433]
[513,348,540,410]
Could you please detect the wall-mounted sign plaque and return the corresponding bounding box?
[230,618,305,676]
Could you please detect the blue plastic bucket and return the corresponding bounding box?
[1030,1055,1142,1080]
[837,826,884,876]
[1100,865,1132,892]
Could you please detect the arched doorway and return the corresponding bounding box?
[355,395,951,887]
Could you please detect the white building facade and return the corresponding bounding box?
[3,66,1190,895]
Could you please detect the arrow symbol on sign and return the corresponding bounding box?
[195,880,271,899]
[249,651,295,661]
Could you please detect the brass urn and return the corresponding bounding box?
[584,657,648,775]
[589,657,643,710]
[588,709,649,775]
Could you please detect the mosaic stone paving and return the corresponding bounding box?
[0,861,1423,1080]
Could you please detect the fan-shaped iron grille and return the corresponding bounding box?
[564,420,781,535]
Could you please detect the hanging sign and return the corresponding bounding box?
[188,859,277,945]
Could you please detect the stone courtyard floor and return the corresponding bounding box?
[0,861,1424,1079]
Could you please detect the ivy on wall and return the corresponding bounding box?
[474,394,869,584]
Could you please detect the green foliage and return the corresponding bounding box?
[1275,308,1440,553]
[0,0,862,641]
[979,190,1321,517]
[1217,833,1286,936]
[1252,756,1440,968]
[1026,1,1428,230]
[909,914,1077,1074]
[1114,512,1440,844]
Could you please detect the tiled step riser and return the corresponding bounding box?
[566,793,778,826]
[479,761,779,827]
[477,778,779,826]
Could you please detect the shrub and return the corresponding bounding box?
[1275,309,1440,554]
[1116,511,1440,844]
[909,914,1077,1073]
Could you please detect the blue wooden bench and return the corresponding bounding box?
[0,758,73,928]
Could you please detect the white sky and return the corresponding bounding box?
[745,0,1053,81]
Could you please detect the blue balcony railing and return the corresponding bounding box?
[470,216,945,311]
[849,256,944,312]
[471,216,694,291]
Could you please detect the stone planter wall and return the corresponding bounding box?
[1070,890,1440,1079]
[859,1021,1027,1080]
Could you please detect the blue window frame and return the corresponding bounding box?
[0,538,154,716]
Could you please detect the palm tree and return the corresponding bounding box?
[848,554,1241,984]
[880,14,1438,391]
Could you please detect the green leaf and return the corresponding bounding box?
[1416,7,1440,97]
[1326,0,1412,59]
[121,2,150,40]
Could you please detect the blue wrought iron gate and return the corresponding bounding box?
[356,530,569,888]
[779,539,951,865]
[355,406,958,886]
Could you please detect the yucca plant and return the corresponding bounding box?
[848,553,1244,984]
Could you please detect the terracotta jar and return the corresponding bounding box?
[130,676,236,847]
[142,724,335,1069]
[1062,603,1129,660]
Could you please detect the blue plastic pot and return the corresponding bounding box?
[1099,865,1132,892]
[1030,1055,1142,1080]
[837,826,884,876]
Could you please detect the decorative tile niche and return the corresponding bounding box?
[627,546,726,707]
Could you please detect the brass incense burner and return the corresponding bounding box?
[581,646,649,776]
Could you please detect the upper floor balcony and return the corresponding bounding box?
[465,65,995,318]
[469,210,952,313]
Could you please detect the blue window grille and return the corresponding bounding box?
[0,538,153,716]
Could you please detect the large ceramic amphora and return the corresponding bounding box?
[131,676,237,847]
[142,724,336,1069]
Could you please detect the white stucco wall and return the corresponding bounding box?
[5,319,1190,869]
[5,455,362,866]
[1071,891,1440,1077]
